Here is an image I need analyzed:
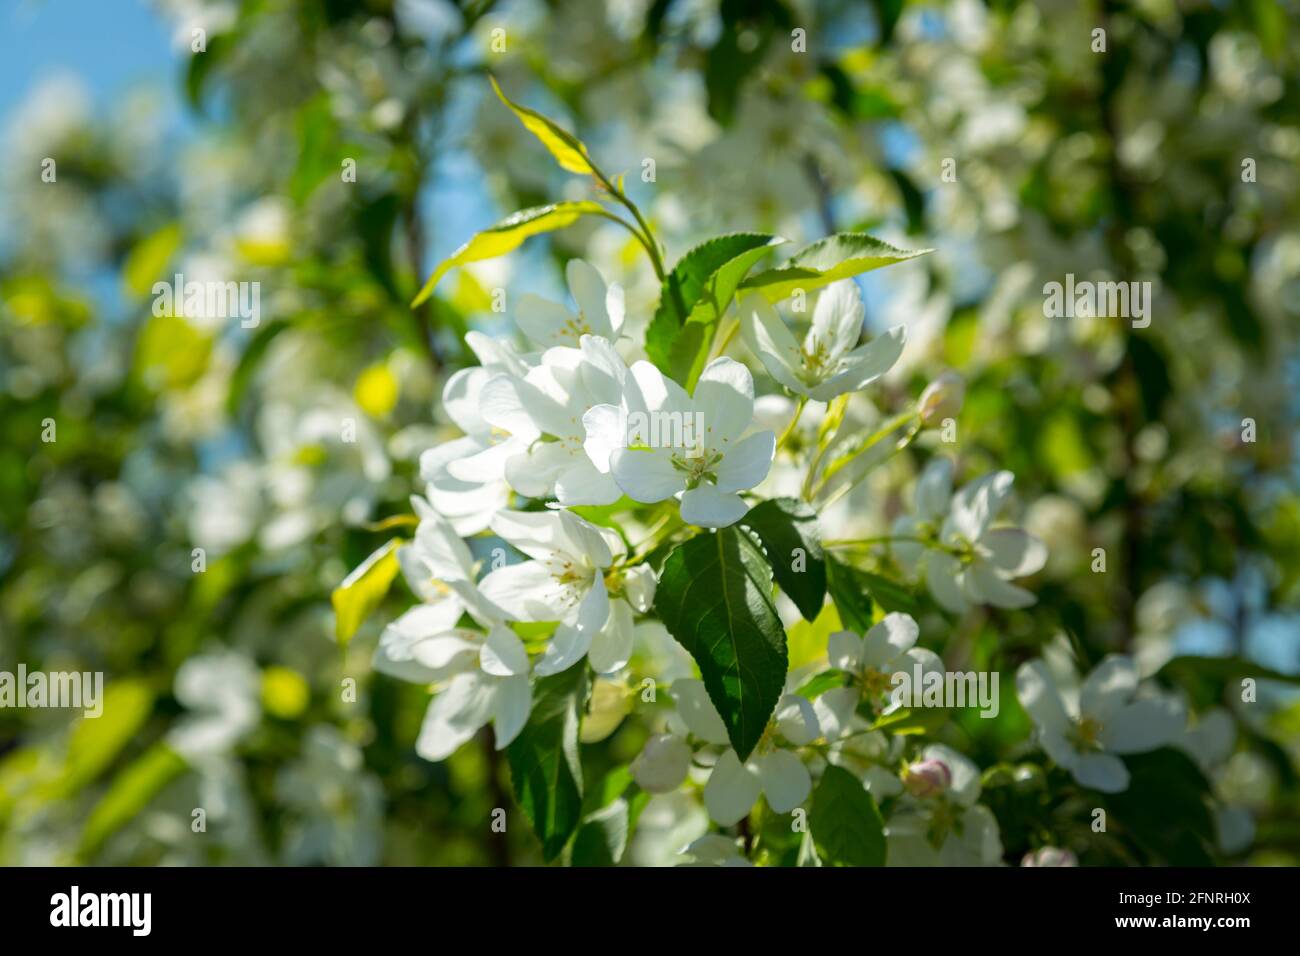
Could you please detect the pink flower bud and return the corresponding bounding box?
[903,757,952,797]
[1021,847,1078,867]
[918,371,965,425]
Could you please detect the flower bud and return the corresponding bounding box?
[621,563,657,612]
[902,757,952,797]
[631,734,691,793]
[1021,847,1078,867]
[917,371,965,425]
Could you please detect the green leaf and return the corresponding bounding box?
[36,680,155,803]
[507,665,589,862]
[810,765,886,866]
[79,743,188,858]
[856,570,920,616]
[868,706,950,736]
[740,233,930,303]
[656,526,789,761]
[796,669,851,700]
[827,556,920,626]
[331,538,403,645]
[742,497,826,621]
[825,555,874,633]
[570,798,629,866]
[490,76,598,177]
[226,320,289,415]
[645,233,784,382]
[1101,748,1215,865]
[122,224,182,299]
[411,202,605,307]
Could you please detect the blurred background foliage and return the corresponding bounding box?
[0,0,1297,865]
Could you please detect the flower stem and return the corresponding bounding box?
[776,396,807,452]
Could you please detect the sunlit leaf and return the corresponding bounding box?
[411,201,605,307]
[489,75,598,177]
[331,538,403,645]
[740,233,930,302]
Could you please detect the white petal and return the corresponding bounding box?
[859,612,921,669]
[441,366,490,435]
[488,509,562,560]
[500,441,566,499]
[567,259,615,339]
[671,678,731,745]
[516,293,583,348]
[925,552,970,614]
[477,561,566,621]
[415,671,496,761]
[915,457,954,521]
[945,471,1014,543]
[813,687,861,740]
[605,282,625,334]
[582,402,623,472]
[589,599,635,674]
[980,528,1048,577]
[478,373,543,439]
[756,750,811,813]
[533,623,593,676]
[555,459,622,506]
[491,675,532,748]
[1071,752,1130,793]
[809,325,906,401]
[1016,660,1072,736]
[1102,697,1186,754]
[621,564,657,612]
[631,734,692,793]
[827,630,865,672]
[629,360,692,417]
[679,485,749,528]
[610,447,682,502]
[1079,655,1138,723]
[480,625,530,677]
[447,439,517,484]
[385,597,464,639]
[967,562,1037,609]
[775,694,821,745]
[741,295,807,396]
[694,357,756,444]
[808,279,864,363]
[373,624,475,684]
[704,750,762,825]
[714,430,775,493]
[571,570,609,633]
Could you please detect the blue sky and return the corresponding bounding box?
[0,0,177,130]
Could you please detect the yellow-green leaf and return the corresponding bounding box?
[490,75,597,177]
[122,224,182,299]
[411,201,605,307]
[45,680,155,800]
[332,538,404,644]
[740,233,932,303]
[79,743,188,858]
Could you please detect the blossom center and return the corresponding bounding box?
[1072,716,1104,751]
